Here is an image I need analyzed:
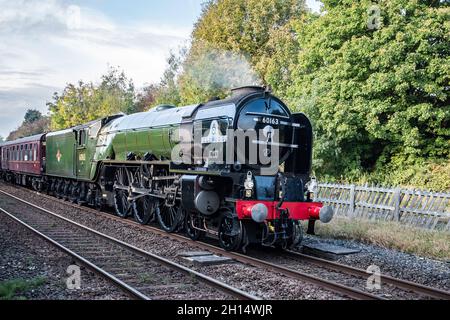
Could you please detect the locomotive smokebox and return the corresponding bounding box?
[195,191,220,215]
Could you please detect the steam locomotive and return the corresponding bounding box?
[0,86,333,251]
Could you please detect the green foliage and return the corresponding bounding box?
[9,0,443,191]
[285,0,449,185]
[0,277,47,300]
[145,0,308,106]
[7,109,49,141]
[193,0,307,66]
[316,216,450,260]
[140,0,449,190]
[48,67,136,130]
[368,158,450,192]
[153,51,183,106]
[137,51,182,109]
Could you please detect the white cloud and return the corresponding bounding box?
[0,0,191,137]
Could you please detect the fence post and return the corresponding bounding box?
[393,188,401,222]
[349,184,355,218]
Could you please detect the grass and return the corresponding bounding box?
[0,276,47,300]
[138,273,153,283]
[313,217,450,261]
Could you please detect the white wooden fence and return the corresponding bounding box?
[313,182,450,232]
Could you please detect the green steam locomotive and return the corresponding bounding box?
[0,86,333,252]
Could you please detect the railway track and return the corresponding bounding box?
[283,250,450,300]
[0,190,259,301]
[2,185,449,300]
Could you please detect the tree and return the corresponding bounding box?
[257,16,309,98]
[173,0,307,104]
[48,67,136,130]
[24,109,43,124]
[95,67,136,115]
[287,0,449,181]
[153,51,183,107]
[135,84,159,112]
[7,109,50,141]
[0,136,4,143]
[192,0,307,67]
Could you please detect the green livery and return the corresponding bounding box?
[46,116,120,181]
[44,106,193,181]
[46,128,77,179]
[98,105,193,162]
[1,87,328,252]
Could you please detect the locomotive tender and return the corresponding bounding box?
[0,86,333,251]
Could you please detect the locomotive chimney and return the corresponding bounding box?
[231,86,267,98]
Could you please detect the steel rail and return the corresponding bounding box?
[284,250,450,300]
[0,189,260,301]
[0,207,150,300]
[7,184,450,300]
[2,188,379,300]
[141,226,383,300]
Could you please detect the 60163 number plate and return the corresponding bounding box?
[261,117,279,125]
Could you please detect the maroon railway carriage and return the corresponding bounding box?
[0,142,3,180]
[0,134,46,188]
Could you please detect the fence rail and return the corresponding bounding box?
[314,182,450,232]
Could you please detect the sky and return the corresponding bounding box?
[0,0,322,139]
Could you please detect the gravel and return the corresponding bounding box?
[298,236,450,291]
[0,183,343,300]
[0,213,130,300]
[0,193,234,300]
[2,182,448,300]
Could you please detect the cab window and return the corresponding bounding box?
[78,130,86,147]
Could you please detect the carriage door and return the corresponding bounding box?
[6,148,10,170]
[76,129,87,179]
